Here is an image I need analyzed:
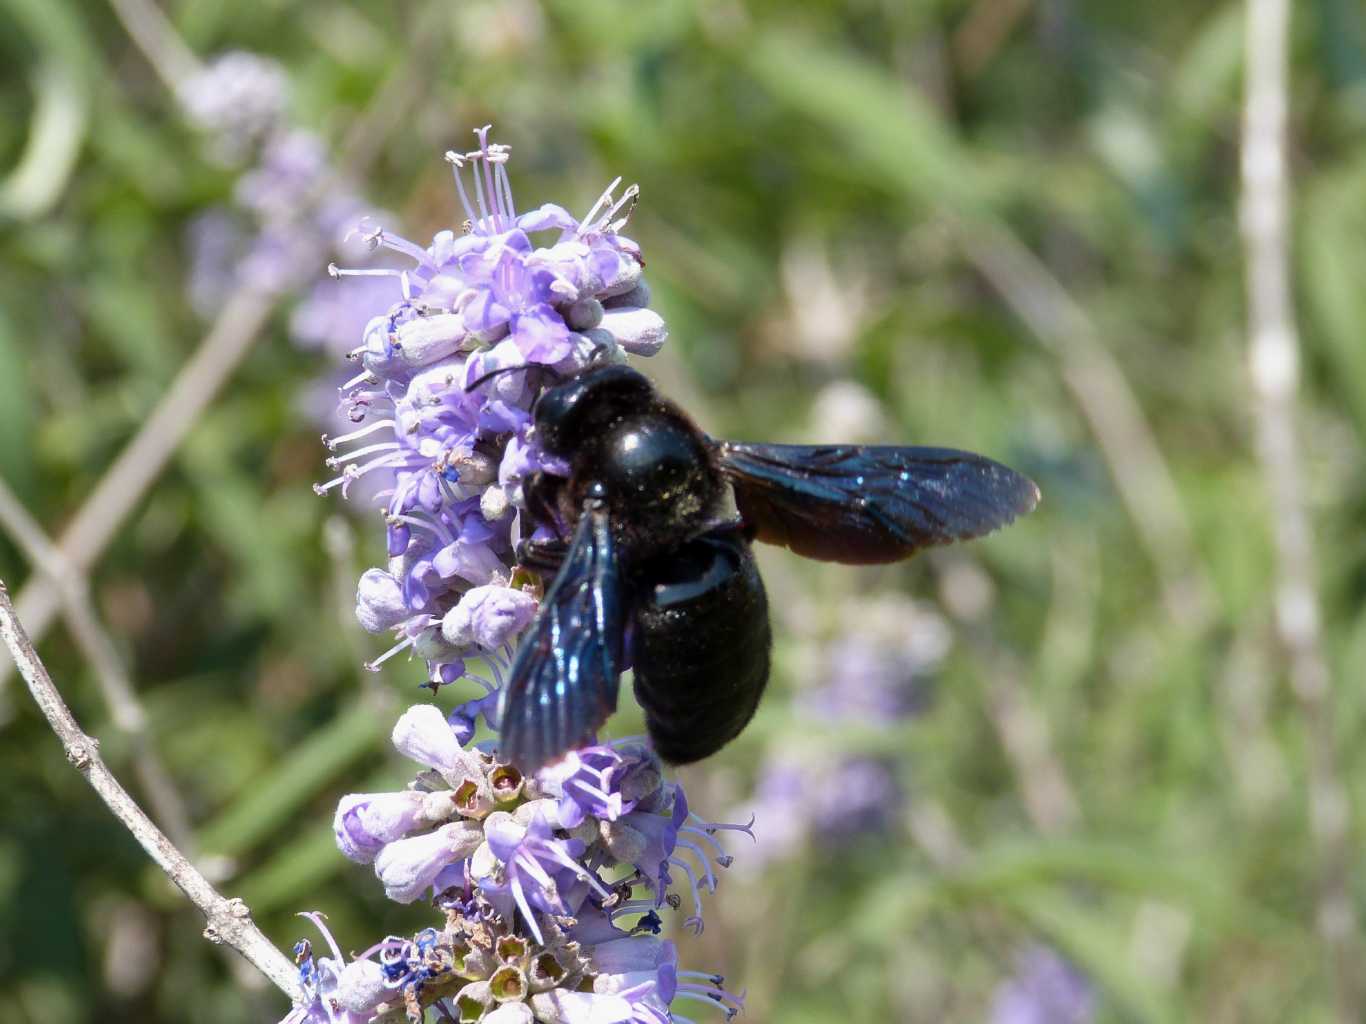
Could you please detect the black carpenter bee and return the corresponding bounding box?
[496,363,1039,772]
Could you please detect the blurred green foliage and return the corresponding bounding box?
[2,0,1366,1021]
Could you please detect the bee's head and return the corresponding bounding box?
[533,364,655,454]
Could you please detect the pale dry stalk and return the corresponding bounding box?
[1240,0,1359,1018]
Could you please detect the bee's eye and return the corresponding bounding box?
[534,366,655,453]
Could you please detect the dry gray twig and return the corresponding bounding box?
[0,581,303,1002]
[1239,0,1359,1017]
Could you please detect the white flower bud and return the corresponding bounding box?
[481,485,511,522]
[393,313,470,366]
[599,306,667,356]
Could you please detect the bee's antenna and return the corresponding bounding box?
[463,363,565,394]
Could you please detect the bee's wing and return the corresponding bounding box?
[498,504,627,772]
[713,441,1040,565]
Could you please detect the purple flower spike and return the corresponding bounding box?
[318,127,666,686]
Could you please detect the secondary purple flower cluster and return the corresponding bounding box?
[283,708,749,1023]
[286,129,748,1024]
[991,946,1094,1024]
[737,596,949,867]
[180,52,381,327]
[322,126,664,688]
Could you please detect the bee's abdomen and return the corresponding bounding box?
[631,532,771,764]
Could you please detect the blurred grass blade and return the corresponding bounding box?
[239,769,407,914]
[0,61,87,222]
[1170,4,1244,126]
[196,700,388,861]
[1007,888,1180,1024]
[743,29,992,216]
[238,829,343,916]
[0,310,34,495]
[1302,152,1366,431]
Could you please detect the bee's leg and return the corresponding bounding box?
[523,471,564,533]
[518,470,572,574]
[690,515,757,544]
[516,536,570,574]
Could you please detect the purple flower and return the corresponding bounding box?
[577,929,742,1024]
[473,806,609,944]
[587,932,676,1000]
[460,234,574,363]
[333,791,427,864]
[391,703,484,784]
[992,946,1095,1024]
[278,914,369,1024]
[598,781,753,936]
[373,820,482,903]
[180,51,289,164]
[354,568,409,633]
[448,690,502,745]
[799,602,949,724]
[537,743,662,828]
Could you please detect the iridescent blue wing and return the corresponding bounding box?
[498,505,626,772]
[714,441,1040,565]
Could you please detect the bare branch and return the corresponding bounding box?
[0,477,196,848]
[1239,0,1359,1017]
[0,581,303,1003]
